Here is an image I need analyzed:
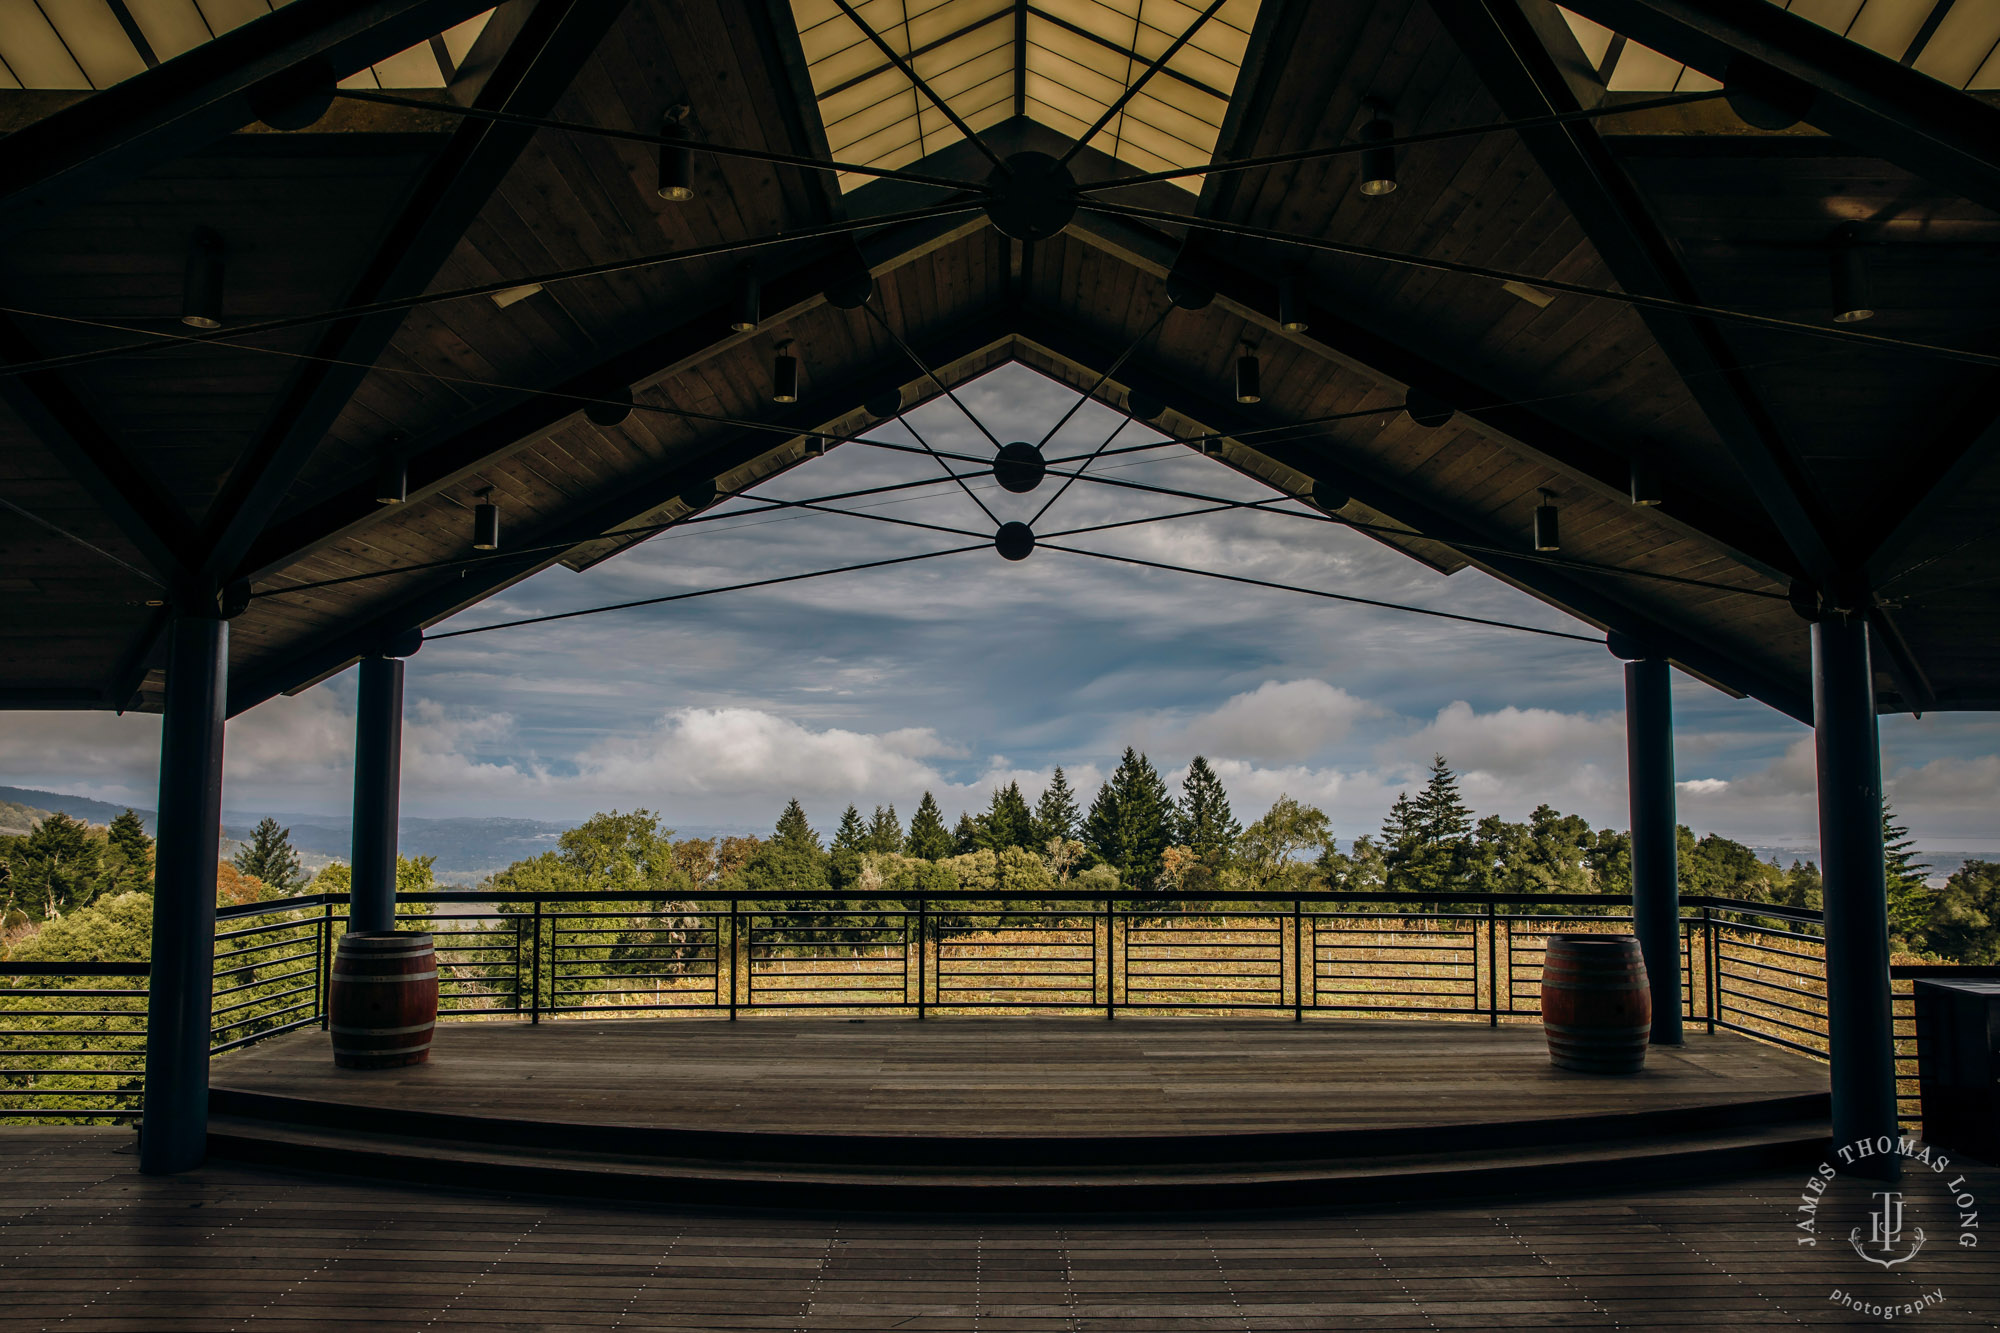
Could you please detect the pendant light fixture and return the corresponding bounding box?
[472,488,500,551]
[1235,341,1262,404]
[1358,100,1397,198]
[374,439,407,506]
[1532,489,1560,552]
[1829,224,1873,324]
[772,339,799,403]
[657,107,694,202]
[730,267,761,333]
[585,386,633,428]
[182,229,225,329]
[1277,274,1308,332]
[1628,459,1662,507]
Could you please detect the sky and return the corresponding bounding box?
[5,364,1998,853]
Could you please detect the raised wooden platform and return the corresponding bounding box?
[207,1017,1833,1212]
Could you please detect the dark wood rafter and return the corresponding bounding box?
[195,0,633,588]
[0,0,500,240]
[1864,369,2000,584]
[1556,0,2000,216]
[1021,321,1814,723]
[224,312,1016,716]
[0,316,198,584]
[230,212,987,585]
[1429,0,1845,595]
[1065,211,1799,584]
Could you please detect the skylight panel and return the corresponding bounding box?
[0,1,492,93]
[791,0,1266,193]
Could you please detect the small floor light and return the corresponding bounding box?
[182,229,225,329]
[1830,225,1873,323]
[1235,342,1261,404]
[1629,459,1662,506]
[657,108,694,202]
[1532,489,1560,552]
[731,267,761,333]
[772,340,799,403]
[1359,101,1397,198]
[472,487,500,551]
[374,451,407,506]
[1278,274,1308,332]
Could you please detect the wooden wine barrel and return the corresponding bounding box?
[1540,933,1651,1074]
[329,931,438,1069]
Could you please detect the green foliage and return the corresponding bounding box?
[1032,768,1081,846]
[866,805,903,855]
[6,890,151,964]
[904,792,953,861]
[1084,748,1174,890]
[1320,833,1385,891]
[773,799,820,852]
[950,812,981,856]
[1176,756,1240,864]
[978,782,1035,852]
[832,805,868,853]
[1883,802,1933,944]
[1912,860,2000,964]
[4,812,103,919]
[99,810,152,898]
[233,816,305,895]
[1238,794,1330,893]
[1381,756,1475,894]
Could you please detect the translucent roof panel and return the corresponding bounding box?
[0,1,494,93]
[1558,0,2000,94]
[791,0,1264,193]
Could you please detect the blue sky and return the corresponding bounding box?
[6,364,1997,852]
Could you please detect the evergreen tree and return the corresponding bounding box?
[232,816,305,894]
[99,809,152,896]
[1917,860,2000,964]
[1382,755,1474,894]
[1883,802,1932,943]
[1414,755,1473,848]
[1378,791,1423,891]
[866,805,902,854]
[773,799,821,852]
[1083,748,1175,890]
[980,782,1035,851]
[832,805,868,853]
[904,792,953,861]
[1032,767,1081,845]
[11,813,101,918]
[1177,756,1240,862]
[951,812,982,856]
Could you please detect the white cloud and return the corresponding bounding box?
[1171,679,1377,763]
[572,707,955,800]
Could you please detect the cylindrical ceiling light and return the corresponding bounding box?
[730,267,760,333]
[1532,489,1560,552]
[1628,459,1662,506]
[1830,225,1873,324]
[1277,274,1308,332]
[1235,342,1261,404]
[374,451,407,506]
[772,340,799,403]
[657,109,694,202]
[182,228,225,329]
[1358,101,1397,198]
[472,487,500,551]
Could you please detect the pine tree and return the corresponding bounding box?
[100,809,152,895]
[904,792,953,861]
[1032,767,1081,845]
[773,799,821,852]
[951,812,982,856]
[1883,801,1933,943]
[1389,754,1473,894]
[832,805,867,853]
[866,805,902,854]
[233,816,304,894]
[981,782,1035,850]
[1414,755,1473,846]
[1177,756,1240,862]
[1379,791,1423,891]
[15,812,102,917]
[1083,748,1174,889]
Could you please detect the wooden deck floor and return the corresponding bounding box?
[2,1129,1995,1331]
[209,1018,1829,1136]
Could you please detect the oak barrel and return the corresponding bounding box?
[1540,933,1651,1074]
[329,931,438,1069]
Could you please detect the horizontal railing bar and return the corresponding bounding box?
[0,961,149,977]
[208,1014,319,1055]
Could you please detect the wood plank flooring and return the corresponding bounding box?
[209,1018,1830,1137]
[0,1129,1994,1330]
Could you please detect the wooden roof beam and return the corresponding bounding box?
[0,0,501,241]
[1554,0,2000,216]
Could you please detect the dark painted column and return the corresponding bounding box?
[1813,615,1898,1154]
[141,614,227,1175]
[349,654,406,934]
[1624,655,1682,1046]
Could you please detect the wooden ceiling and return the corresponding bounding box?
[2,0,1997,725]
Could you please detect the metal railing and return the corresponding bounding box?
[0,887,1964,1126]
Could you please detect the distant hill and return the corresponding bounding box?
[0,786,153,831]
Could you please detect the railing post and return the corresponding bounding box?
[1104,896,1115,1021]
[728,897,738,1021]
[916,896,927,1020]
[317,899,331,1031]
[1486,901,1499,1026]
[513,912,527,1015]
[530,898,542,1025]
[1704,904,1718,1034]
[1292,897,1303,1022]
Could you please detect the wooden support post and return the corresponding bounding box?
[141,614,226,1175]
[1625,655,1683,1044]
[349,655,405,934]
